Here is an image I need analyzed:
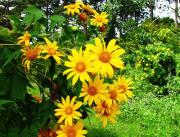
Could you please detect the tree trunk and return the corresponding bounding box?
[149,0,155,20]
[174,0,179,28]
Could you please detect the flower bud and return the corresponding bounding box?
[99,25,106,32]
[79,12,88,22]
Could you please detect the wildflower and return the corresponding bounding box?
[55,96,82,125]
[63,48,95,86]
[86,37,125,77]
[94,100,111,114]
[17,31,31,46]
[81,3,97,14]
[114,76,133,102]
[80,75,108,106]
[95,101,119,128]
[21,45,42,71]
[64,2,81,16]
[56,121,87,137]
[106,84,123,106]
[42,38,63,64]
[90,12,109,27]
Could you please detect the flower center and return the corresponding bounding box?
[99,51,111,63]
[109,90,117,99]
[67,127,76,137]
[47,47,56,55]
[26,49,39,60]
[96,17,103,22]
[104,111,110,116]
[88,86,97,96]
[24,36,30,41]
[24,32,31,40]
[75,61,86,72]
[118,85,127,93]
[65,106,73,115]
[101,101,108,108]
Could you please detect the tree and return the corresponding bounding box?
[103,0,152,39]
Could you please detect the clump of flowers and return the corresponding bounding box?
[18,36,63,71]
[16,1,133,137]
[64,1,109,31]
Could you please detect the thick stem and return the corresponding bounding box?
[83,22,88,40]
[49,57,55,80]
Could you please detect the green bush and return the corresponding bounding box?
[119,19,179,95]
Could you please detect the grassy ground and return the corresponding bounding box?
[84,93,180,137]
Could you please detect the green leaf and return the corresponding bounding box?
[73,80,82,97]
[0,100,14,107]
[0,73,10,95]
[0,47,11,62]
[50,15,65,30]
[0,27,11,37]
[0,70,29,101]
[7,128,19,137]
[27,84,41,96]
[2,50,21,68]
[10,72,28,100]
[22,15,34,27]
[22,5,45,26]
[8,15,20,33]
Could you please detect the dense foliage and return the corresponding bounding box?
[120,19,179,95]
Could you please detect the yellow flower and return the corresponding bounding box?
[17,31,31,46]
[42,38,63,64]
[94,100,111,114]
[55,96,82,125]
[106,84,123,106]
[64,2,81,16]
[63,48,95,86]
[81,3,97,14]
[21,45,42,71]
[90,12,109,27]
[114,76,133,102]
[86,37,125,77]
[56,121,87,137]
[95,101,119,128]
[80,75,108,106]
